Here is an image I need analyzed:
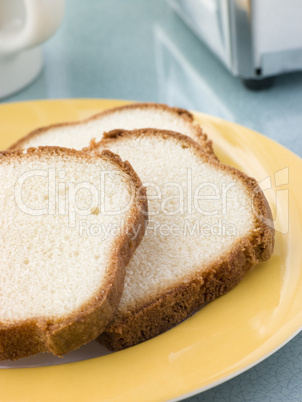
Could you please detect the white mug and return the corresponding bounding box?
[0,0,64,99]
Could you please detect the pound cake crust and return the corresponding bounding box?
[90,129,274,351]
[0,147,147,360]
[9,102,214,157]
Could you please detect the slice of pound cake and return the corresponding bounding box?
[88,129,274,350]
[10,103,214,157]
[0,147,147,360]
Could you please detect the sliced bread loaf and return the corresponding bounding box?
[88,129,274,350]
[0,147,147,360]
[10,103,214,156]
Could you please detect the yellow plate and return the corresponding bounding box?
[0,99,301,402]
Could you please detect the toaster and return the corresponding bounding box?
[168,0,302,89]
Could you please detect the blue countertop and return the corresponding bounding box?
[2,1,302,401]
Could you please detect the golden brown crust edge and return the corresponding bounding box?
[93,128,274,351]
[0,146,148,360]
[9,102,215,158]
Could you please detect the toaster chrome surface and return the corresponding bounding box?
[169,0,302,82]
